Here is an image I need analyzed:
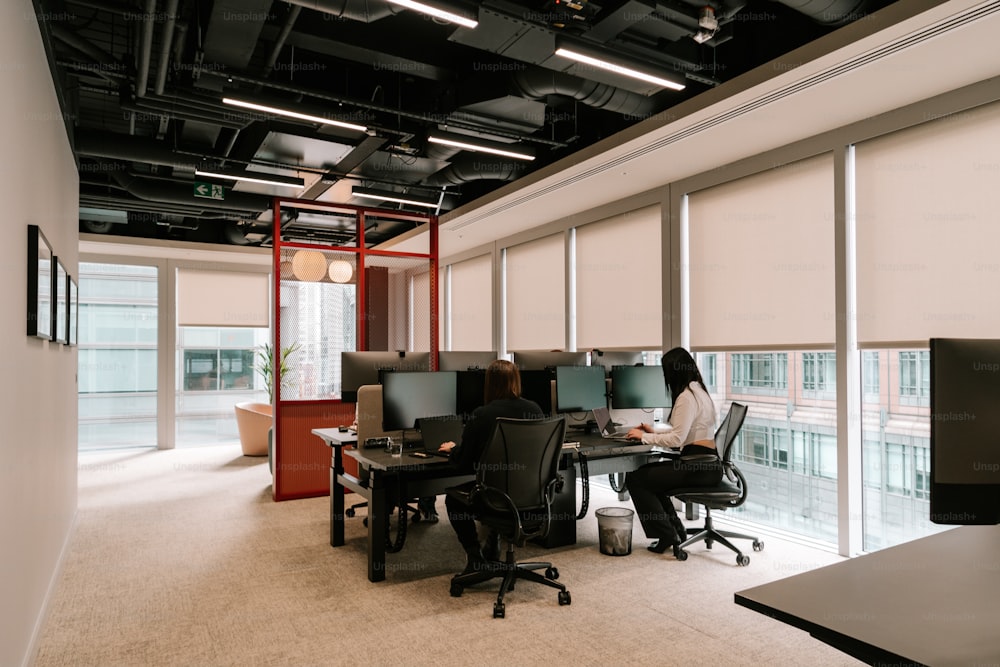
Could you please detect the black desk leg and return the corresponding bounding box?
[368,471,388,582]
[331,447,345,547]
[534,454,577,548]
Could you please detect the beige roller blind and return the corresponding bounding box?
[688,153,835,349]
[855,100,1000,345]
[576,205,661,349]
[450,254,493,350]
[505,233,565,351]
[411,270,432,352]
[176,268,269,327]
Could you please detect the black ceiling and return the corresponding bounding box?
[40,0,892,247]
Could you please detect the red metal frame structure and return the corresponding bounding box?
[269,196,439,501]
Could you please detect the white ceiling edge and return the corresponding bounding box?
[80,233,271,265]
[385,0,998,258]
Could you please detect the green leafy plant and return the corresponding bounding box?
[255,342,301,403]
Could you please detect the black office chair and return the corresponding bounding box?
[672,402,764,566]
[446,416,571,618]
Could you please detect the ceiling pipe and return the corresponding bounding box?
[154,0,180,96]
[282,0,399,23]
[134,0,156,97]
[511,69,661,118]
[49,25,123,82]
[76,129,208,171]
[423,154,524,187]
[259,5,302,82]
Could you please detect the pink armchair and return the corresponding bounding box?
[234,402,272,456]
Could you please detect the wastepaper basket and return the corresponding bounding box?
[596,507,634,556]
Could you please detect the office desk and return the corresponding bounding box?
[312,428,472,582]
[735,525,1000,666]
[313,427,662,577]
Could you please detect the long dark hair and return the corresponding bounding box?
[661,347,708,404]
[483,359,521,402]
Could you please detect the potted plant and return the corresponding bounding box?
[234,342,300,456]
[255,342,301,403]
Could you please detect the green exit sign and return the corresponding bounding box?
[194,182,225,200]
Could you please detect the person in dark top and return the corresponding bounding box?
[437,359,545,575]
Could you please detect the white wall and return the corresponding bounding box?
[0,2,80,665]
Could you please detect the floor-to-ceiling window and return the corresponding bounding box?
[78,262,158,450]
[175,326,268,446]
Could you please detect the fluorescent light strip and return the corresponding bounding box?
[222,97,367,132]
[428,136,535,161]
[554,47,685,91]
[195,169,304,189]
[353,189,438,208]
[387,0,477,28]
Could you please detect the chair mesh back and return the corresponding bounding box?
[477,417,567,512]
[716,402,748,465]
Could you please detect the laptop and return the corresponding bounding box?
[415,416,464,457]
[591,406,632,440]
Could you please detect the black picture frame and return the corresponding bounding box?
[67,273,78,346]
[27,225,54,339]
[54,258,68,344]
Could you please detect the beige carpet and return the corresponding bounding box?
[34,445,863,667]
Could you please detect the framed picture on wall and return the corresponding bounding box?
[67,273,78,346]
[54,257,68,344]
[27,224,54,339]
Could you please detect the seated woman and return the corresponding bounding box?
[625,347,722,558]
[437,359,545,576]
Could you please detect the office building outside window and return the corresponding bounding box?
[730,352,788,394]
[898,350,930,406]
[175,326,268,447]
[78,262,158,450]
[861,347,942,551]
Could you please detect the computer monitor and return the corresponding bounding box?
[511,350,587,371]
[591,349,645,375]
[438,350,497,371]
[929,338,1000,525]
[554,365,608,413]
[519,369,554,415]
[381,370,457,431]
[611,365,670,409]
[456,369,486,420]
[340,351,431,402]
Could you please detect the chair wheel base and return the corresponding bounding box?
[450,582,463,597]
[545,566,559,580]
[493,602,505,618]
[737,554,750,566]
[673,546,688,561]
[753,540,764,551]
[558,590,571,606]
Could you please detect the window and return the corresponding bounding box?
[863,351,880,398]
[700,353,717,392]
[731,353,788,393]
[802,352,836,396]
[175,326,268,447]
[77,263,158,450]
[898,350,930,405]
[861,347,939,551]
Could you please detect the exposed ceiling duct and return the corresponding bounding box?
[511,69,661,118]
[423,154,525,187]
[776,0,871,25]
[46,0,895,247]
[283,0,400,23]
